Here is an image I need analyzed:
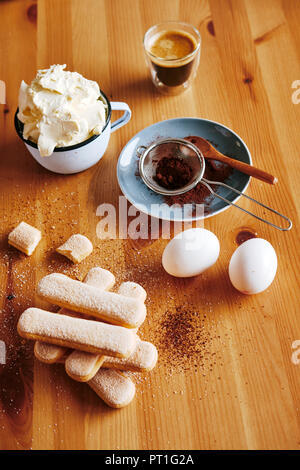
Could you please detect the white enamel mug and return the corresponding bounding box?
[14,90,131,174]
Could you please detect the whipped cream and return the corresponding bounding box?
[18,64,107,157]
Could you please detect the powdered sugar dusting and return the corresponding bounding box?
[37,273,146,327]
[18,308,137,357]
[56,234,93,263]
[103,339,158,371]
[88,369,136,407]
[8,221,41,256]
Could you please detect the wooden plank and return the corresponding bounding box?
[0,0,299,450]
[0,0,39,451]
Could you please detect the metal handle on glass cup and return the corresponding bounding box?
[110,102,131,132]
[201,178,292,231]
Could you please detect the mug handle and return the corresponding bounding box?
[110,101,131,133]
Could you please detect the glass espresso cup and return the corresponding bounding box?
[143,21,201,95]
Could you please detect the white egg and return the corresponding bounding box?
[162,228,220,278]
[229,238,277,294]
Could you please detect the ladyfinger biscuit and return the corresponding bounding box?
[34,341,68,364]
[18,308,137,358]
[56,234,93,263]
[88,369,136,408]
[8,221,41,256]
[41,338,158,373]
[66,337,157,382]
[64,281,144,381]
[65,350,106,382]
[37,273,146,328]
[84,267,115,290]
[117,282,147,302]
[35,267,116,364]
[102,339,158,372]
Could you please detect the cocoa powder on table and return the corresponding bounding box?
[156,306,218,374]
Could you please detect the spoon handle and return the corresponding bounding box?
[212,153,278,185]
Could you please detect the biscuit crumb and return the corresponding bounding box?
[56,234,93,263]
[8,221,41,256]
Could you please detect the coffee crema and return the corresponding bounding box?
[148,29,198,87]
[149,30,197,60]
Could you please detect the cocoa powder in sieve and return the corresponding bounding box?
[165,136,233,211]
[154,156,194,190]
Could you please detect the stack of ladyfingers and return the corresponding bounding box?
[17,267,158,408]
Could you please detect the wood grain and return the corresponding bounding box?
[0,0,299,450]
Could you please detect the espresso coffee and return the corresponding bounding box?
[149,30,198,87]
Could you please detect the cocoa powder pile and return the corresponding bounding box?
[154,157,193,190]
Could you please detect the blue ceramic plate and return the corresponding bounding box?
[117,118,252,222]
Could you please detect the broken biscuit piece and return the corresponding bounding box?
[8,221,41,256]
[56,234,93,263]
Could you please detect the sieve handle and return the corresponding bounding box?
[136,146,147,157]
[202,178,292,231]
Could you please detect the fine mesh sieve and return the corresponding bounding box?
[137,138,292,231]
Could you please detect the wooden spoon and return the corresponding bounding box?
[185,136,277,185]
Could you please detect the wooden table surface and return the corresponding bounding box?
[0,0,300,451]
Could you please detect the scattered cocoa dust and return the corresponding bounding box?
[156,306,221,374]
